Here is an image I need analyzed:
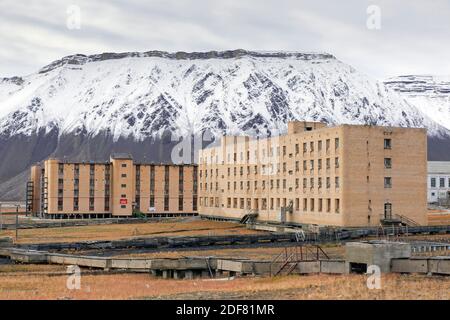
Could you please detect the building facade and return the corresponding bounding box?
[427,161,450,204]
[198,121,427,227]
[27,154,198,218]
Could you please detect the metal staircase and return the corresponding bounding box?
[270,244,330,277]
[239,210,259,224]
[380,213,420,227]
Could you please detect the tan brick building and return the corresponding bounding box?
[27,154,198,218]
[198,121,427,227]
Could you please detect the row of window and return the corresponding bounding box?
[57,196,198,212]
[200,157,392,179]
[200,157,341,179]
[430,177,450,188]
[199,177,393,191]
[200,176,341,192]
[200,197,340,214]
[201,138,341,165]
[201,138,393,166]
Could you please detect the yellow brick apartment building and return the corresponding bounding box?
[27,154,198,218]
[198,121,427,227]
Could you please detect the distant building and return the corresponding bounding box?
[26,154,198,218]
[428,161,450,205]
[198,121,428,227]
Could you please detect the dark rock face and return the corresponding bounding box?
[427,135,450,161]
[38,49,336,74]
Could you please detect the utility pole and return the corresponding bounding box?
[15,205,19,241]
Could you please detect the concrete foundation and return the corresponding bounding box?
[345,240,411,273]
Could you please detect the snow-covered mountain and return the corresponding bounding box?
[0,49,450,200]
[384,75,450,132]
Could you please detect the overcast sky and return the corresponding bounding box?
[0,0,449,80]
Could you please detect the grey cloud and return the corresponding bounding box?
[0,0,449,79]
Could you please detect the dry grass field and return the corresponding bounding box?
[0,270,447,300]
[0,219,262,244]
[428,211,450,226]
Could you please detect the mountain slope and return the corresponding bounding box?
[384,75,450,131]
[1,49,449,200]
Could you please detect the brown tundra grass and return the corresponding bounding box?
[0,272,448,300]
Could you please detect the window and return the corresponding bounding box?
[295,144,299,154]
[310,141,314,152]
[335,157,339,168]
[318,140,322,152]
[384,158,392,169]
[164,195,169,211]
[384,202,392,219]
[335,177,340,188]
[310,199,315,211]
[326,199,331,212]
[178,196,183,211]
[318,199,323,212]
[431,178,436,188]
[193,197,197,211]
[335,138,339,149]
[326,139,330,151]
[440,178,445,188]
[335,199,340,213]
[384,177,392,188]
[303,198,307,211]
[121,205,126,209]
[384,139,392,149]
[58,164,64,176]
[121,173,127,178]
[121,163,127,168]
[121,184,126,188]
[303,143,307,153]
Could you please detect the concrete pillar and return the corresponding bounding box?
[184,270,194,279]
[162,270,172,279]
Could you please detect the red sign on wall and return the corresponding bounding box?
[120,199,128,205]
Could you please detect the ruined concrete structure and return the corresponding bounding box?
[27,154,198,218]
[198,121,428,227]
